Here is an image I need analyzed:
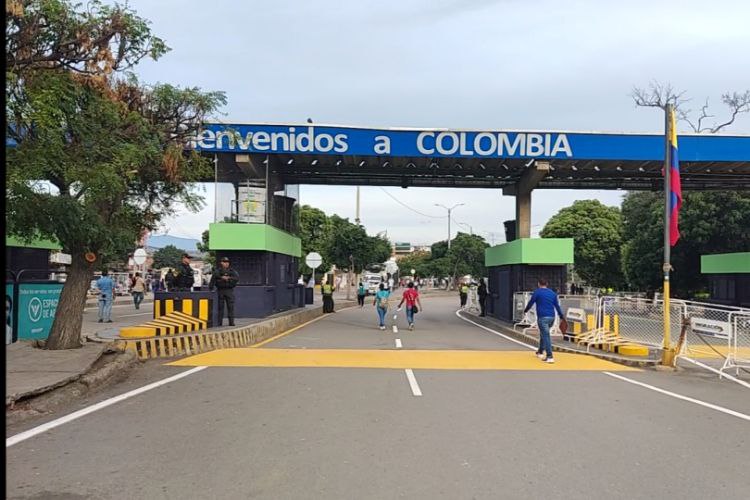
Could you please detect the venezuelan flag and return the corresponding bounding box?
[668,108,682,246]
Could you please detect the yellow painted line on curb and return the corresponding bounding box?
[168,348,640,371]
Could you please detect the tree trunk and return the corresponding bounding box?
[45,254,92,350]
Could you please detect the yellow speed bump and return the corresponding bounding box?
[169,348,640,371]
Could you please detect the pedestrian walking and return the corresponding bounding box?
[165,269,176,291]
[397,282,422,330]
[523,278,564,364]
[151,275,161,293]
[131,272,146,309]
[357,282,366,307]
[322,280,335,313]
[478,279,488,317]
[373,283,390,330]
[175,254,195,291]
[459,282,469,309]
[96,270,115,323]
[209,257,239,326]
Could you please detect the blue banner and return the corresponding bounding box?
[16,283,63,340]
[192,124,749,162]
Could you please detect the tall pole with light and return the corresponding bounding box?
[434,203,464,250]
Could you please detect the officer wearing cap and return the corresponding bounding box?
[175,253,195,291]
[209,256,239,326]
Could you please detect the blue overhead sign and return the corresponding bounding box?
[192,123,749,162]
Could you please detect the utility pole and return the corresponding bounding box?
[435,203,465,250]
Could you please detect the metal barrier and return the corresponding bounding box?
[512,291,750,370]
[720,311,750,377]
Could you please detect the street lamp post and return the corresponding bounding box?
[434,203,465,250]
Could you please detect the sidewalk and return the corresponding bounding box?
[6,301,153,407]
[6,341,108,406]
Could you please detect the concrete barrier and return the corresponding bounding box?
[118,305,328,360]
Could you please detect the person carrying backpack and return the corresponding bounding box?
[373,283,390,330]
[357,282,366,307]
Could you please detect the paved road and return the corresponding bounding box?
[7,295,750,499]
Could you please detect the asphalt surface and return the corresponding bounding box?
[6,295,750,499]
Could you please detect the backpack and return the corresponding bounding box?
[378,292,389,309]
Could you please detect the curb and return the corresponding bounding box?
[460,311,661,368]
[115,301,358,360]
[6,343,109,407]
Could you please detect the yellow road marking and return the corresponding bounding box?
[168,348,639,371]
[683,345,750,359]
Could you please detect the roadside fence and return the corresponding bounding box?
[513,291,749,376]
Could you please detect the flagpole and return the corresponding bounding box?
[662,103,674,366]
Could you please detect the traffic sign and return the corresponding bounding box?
[133,248,147,265]
[305,252,323,269]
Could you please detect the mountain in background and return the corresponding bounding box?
[147,234,200,252]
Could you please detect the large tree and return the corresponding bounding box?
[5,0,225,349]
[621,191,750,297]
[325,215,391,274]
[298,205,333,275]
[152,245,184,270]
[540,200,624,288]
[427,233,489,281]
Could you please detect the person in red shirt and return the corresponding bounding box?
[397,282,423,331]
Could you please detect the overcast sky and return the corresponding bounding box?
[122,0,750,245]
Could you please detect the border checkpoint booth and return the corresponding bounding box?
[484,237,574,323]
[153,152,305,325]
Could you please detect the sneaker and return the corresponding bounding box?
[106,320,113,323]
[536,352,545,360]
[98,319,103,323]
[409,323,414,331]
[544,357,555,364]
[379,326,385,330]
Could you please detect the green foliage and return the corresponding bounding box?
[152,245,183,270]
[540,200,624,288]
[4,0,225,349]
[422,233,489,279]
[621,191,750,297]
[298,205,333,275]
[325,215,391,273]
[196,230,215,268]
[396,251,432,278]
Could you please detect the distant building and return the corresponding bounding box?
[393,242,412,258]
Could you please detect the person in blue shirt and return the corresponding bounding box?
[96,270,115,323]
[524,278,564,363]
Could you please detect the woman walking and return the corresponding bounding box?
[131,272,146,310]
[357,282,367,307]
[397,282,423,331]
[373,283,390,330]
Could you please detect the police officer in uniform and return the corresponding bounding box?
[322,279,335,313]
[175,254,195,291]
[209,257,239,326]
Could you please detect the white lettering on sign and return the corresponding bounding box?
[29,297,42,323]
[374,135,391,154]
[416,132,572,157]
[199,127,349,154]
[690,317,731,339]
